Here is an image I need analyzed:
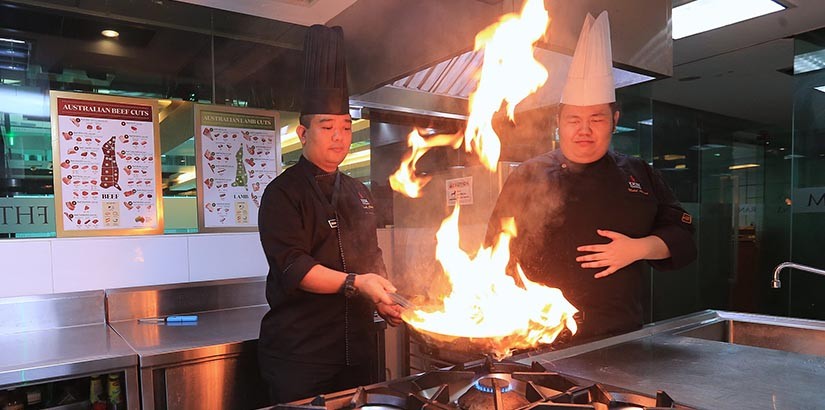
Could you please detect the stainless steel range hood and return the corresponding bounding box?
[328,0,672,117]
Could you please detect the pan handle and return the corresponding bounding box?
[389,293,415,310]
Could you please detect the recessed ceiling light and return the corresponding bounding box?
[672,0,785,40]
[101,29,120,38]
[0,37,26,44]
[796,51,825,75]
[729,163,760,170]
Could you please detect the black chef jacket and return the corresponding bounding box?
[485,150,696,339]
[258,155,385,366]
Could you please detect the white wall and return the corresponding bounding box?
[0,232,268,297]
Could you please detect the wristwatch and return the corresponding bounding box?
[341,273,359,298]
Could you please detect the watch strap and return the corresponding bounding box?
[342,273,358,298]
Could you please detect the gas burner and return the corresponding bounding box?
[459,374,527,410]
[473,375,513,393]
[274,359,691,410]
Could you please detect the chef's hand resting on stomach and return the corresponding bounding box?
[575,230,670,278]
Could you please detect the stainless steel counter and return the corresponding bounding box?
[0,290,139,409]
[521,310,825,410]
[109,305,267,367]
[0,323,137,386]
[106,278,271,410]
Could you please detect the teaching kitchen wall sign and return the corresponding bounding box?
[194,105,280,232]
[50,91,163,237]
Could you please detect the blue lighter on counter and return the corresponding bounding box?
[139,315,198,325]
[166,315,198,322]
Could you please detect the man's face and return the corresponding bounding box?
[557,103,619,164]
[297,114,353,172]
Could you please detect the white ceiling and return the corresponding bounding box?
[655,0,825,126]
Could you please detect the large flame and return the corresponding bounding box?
[391,0,574,359]
[389,0,551,198]
[403,205,578,359]
[389,131,463,198]
[464,0,550,172]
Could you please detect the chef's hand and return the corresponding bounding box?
[376,302,404,327]
[576,230,669,278]
[354,273,397,305]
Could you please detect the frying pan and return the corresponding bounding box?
[389,293,577,360]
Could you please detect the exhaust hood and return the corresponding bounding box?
[329,0,672,117]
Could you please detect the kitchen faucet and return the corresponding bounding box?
[771,262,825,288]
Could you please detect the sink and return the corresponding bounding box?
[677,319,825,356]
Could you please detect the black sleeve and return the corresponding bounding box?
[645,165,697,270]
[258,183,319,293]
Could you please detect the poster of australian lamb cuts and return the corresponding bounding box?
[194,104,280,232]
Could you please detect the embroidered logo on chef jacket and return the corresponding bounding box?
[626,175,649,195]
[358,191,374,211]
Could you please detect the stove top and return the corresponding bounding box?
[274,358,691,410]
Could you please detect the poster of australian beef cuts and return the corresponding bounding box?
[51,91,163,237]
[194,105,280,232]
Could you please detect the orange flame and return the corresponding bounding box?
[464,0,550,172]
[403,205,578,359]
[388,130,462,198]
[390,0,551,199]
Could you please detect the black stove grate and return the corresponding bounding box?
[275,359,691,410]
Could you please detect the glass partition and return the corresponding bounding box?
[787,29,825,319]
[0,0,372,237]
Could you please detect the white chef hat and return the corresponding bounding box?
[560,11,615,106]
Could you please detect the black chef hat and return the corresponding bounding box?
[301,25,349,116]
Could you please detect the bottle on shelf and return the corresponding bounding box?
[90,375,107,410]
[107,373,125,410]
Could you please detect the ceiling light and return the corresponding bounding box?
[796,51,825,75]
[672,0,785,40]
[638,119,653,126]
[101,29,120,38]
[815,85,825,93]
[729,163,760,170]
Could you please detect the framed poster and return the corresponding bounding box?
[51,91,163,237]
[194,105,280,232]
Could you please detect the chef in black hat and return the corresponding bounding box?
[257,25,402,403]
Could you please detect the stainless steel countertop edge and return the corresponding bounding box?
[0,325,138,387]
[515,309,721,364]
[109,305,267,368]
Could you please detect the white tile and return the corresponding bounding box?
[52,235,189,293]
[187,233,267,282]
[0,239,53,297]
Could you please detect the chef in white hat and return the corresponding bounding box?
[486,12,696,340]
